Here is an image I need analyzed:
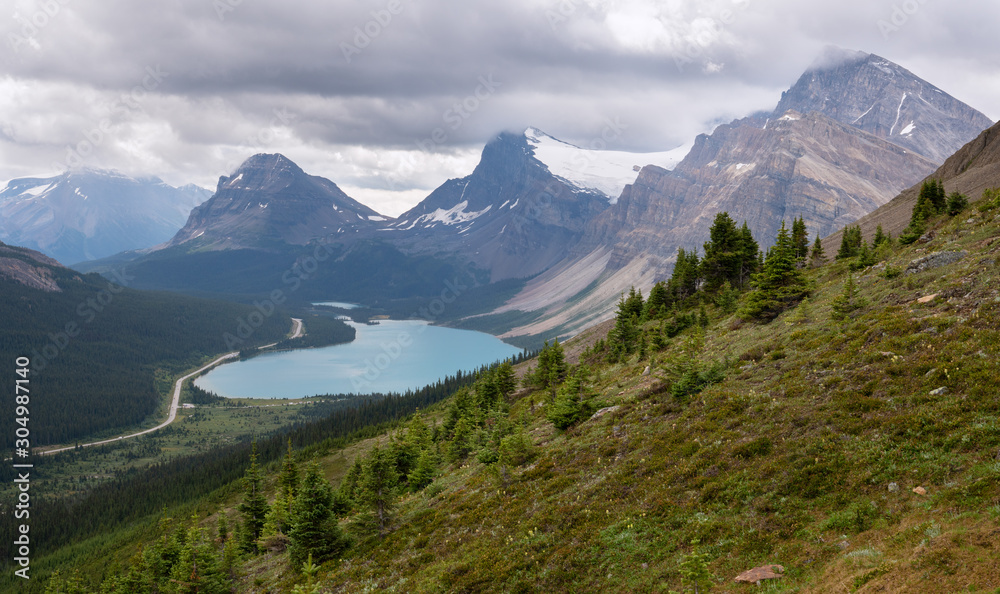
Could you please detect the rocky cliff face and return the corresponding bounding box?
[169,154,386,250]
[0,241,65,292]
[773,48,993,163]
[594,110,937,267]
[495,49,992,340]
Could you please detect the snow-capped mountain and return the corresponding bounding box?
[524,127,690,202]
[0,169,211,265]
[491,49,993,341]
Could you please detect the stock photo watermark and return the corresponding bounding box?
[340,0,406,63]
[877,0,931,39]
[7,0,73,53]
[221,241,335,350]
[51,65,169,171]
[350,272,474,391]
[221,107,297,175]
[673,0,752,73]
[416,75,502,153]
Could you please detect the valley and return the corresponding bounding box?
[2,34,999,593]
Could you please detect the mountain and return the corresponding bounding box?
[825,118,1000,250]
[486,50,992,341]
[385,128,689,282]
[167,153,386,250]
[0,169,211,265]
[774,47,993,163]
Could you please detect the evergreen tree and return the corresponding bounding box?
[547,367,595,430]
[278,438,299,499]
[609,291,641,362]
[738,221,809,321]
[289,460,348,565]
[899,199,929,245]
[701,212,743,292]
[645,281,669,318]
[356,445,399,537]
[406,448,437,492]
[830,273,862,321]
[836,225,863,259]
[791,216,810,262]
[237,441,269,554]
[170,518,231,594]
[668,248,701,300]
[737,222,760,288]
[809,235,826,266]
[872,225,890,248]
[493,360,517,401]
[928,179,947,213]
[947,191,969,216]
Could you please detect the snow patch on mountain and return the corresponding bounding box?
[524,127,690,202]
[413,200,492,227]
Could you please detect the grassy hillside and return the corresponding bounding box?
[33,188,1000,593]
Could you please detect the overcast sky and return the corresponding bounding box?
[2,0,998,216]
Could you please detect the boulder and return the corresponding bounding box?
[734,564,784,585]
[905,250,968,275]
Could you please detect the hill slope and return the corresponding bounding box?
[0,241,292,445]
[31,189,1000,593]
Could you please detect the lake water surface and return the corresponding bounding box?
[194,320,521,399]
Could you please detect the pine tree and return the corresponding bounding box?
[809,235,825,266]
[668,248,701,300]
[836,225,863,259]
[493,360,517,401]
[831,273,863,321]
[406,448,437,492]
[791,216,810,262]
[872,225,890,248]
[289,460,348,565]
[278,438,299,499]
[701,211,743,292]
[645,281,669,318]
[356,445,399,537]
[737,221,760,288]
[170,517,230,594]
[237,442,269,554]
[738,221,809,321]
[547,367,594,430]
[947,191,969,216]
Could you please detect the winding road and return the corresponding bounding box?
[37,318,304,456]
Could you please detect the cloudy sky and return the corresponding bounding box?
[2,0,998,216]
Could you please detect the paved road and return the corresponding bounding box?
[36,317,305,456]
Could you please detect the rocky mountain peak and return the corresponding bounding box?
[773,47,993,163]
[168,153,385,250]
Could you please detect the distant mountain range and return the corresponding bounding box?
[74,48,992,345]
[0,169,211,265]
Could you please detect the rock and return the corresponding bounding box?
[888,482,899,493]
[642,365,650,376]
[924,368,938,378]
[929,387,948,396]
[917,230,937,244]
[917,294,939,304]
[913,486,927,495]
[905,250,968,275]
[589,406,620,421]
[734,564,784,584]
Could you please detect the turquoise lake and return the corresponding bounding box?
[194,320,522,398]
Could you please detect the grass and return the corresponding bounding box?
[28,206,1000,592]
